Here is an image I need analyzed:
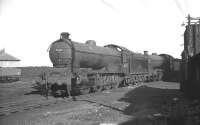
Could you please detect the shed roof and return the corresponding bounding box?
[0,49,20,61]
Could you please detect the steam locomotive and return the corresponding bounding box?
[39,32,179,96]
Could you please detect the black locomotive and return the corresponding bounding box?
[39,32,179,97]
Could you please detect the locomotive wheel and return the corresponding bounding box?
[110,83,115,89]
[108,84,113,89]
[95,86,103,92]
[91,86,98,92]
[124,79,129,86]
[114,82,120,88]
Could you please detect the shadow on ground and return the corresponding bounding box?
[24,82,70,98]
[118,84,185,125]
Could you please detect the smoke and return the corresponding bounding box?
[183,0,190,14]
[0,0,3,15]
[100,0,119,13]
[140,0,149,7]
[0,0,12,16]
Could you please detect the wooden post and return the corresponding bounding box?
[43,72,48,99]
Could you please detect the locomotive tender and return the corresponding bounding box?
[41,32,177,96]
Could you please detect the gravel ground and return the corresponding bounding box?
[0,81,200,125]
[0,80,44,104]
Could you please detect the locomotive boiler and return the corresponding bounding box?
[49,32,122,73]
[40,32,179,97]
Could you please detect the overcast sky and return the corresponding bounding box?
[0,0,199,66]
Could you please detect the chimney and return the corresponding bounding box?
[60,32,70,40]
[144,51,148,56]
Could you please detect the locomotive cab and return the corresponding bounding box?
[104,44,131,74]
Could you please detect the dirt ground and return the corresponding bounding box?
[0,81,199,125]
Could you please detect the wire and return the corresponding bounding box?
[100,0,119,13]
[173,0,185,16]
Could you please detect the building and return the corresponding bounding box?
[0,49,20,67]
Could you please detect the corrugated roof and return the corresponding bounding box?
[0,49,20,61]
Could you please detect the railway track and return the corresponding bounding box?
[0,82,143,116]
[0,97,63,116]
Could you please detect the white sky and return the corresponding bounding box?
[0,0,199,66]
